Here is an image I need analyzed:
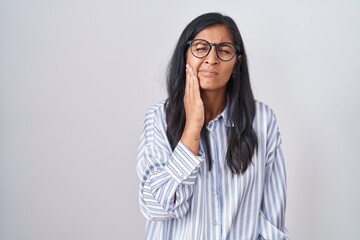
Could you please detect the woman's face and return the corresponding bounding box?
[186,24,239,93]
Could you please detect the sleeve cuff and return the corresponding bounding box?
[165,141,204,184]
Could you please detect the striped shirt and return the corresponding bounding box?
[136,100,290,240]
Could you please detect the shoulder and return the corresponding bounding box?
[141,100,169,146]
[255,100,276,118]
[142,100,167,133]
[144,100,167,120]
[254,100,279,130]
[253,100,283,153]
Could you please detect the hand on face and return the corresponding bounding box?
[183,64,205,132]
[179,64,204,155]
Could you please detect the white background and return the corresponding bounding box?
[1,0,359,239]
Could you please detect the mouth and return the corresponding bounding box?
[198,69,219,76]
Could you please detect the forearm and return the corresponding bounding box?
[180,126,201,155]
[137,141,204,220]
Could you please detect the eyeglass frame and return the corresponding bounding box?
[187,39,241,62]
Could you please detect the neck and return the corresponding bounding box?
[201,90,227,124]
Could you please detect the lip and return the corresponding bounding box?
[198,69,219,75]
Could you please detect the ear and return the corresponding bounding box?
[232,55,242,74]
[237,54,242,65]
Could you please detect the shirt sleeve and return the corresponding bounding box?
[258,110,291,239]
[136,106,204,221]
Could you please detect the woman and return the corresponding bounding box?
[136,12,290,240]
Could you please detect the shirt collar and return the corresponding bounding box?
[220,98,235,128]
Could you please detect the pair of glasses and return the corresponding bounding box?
[187,39,240,62]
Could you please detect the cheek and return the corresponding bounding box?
[186,51,202,72]
[223,62,236,77]
[225,66,235,77]
[215,64,236,84]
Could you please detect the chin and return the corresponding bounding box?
[199,78,225,91]
[199,85,226,92]
[199,82,212,90]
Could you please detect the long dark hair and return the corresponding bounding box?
[165,12,257,174]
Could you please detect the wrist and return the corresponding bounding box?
[181,128,201,155]
[183,123,202,135]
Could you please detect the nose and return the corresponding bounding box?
[205,46,219,65]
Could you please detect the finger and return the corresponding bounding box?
[188,66,194,100]
[192,74,201,99]
[187,65,199,100]
[184,65,190,98]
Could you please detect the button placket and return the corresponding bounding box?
[208,124,222,238]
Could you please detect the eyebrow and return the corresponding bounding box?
[194,39,235,45]
[194,41,208,46]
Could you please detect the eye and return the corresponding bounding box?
[217,44,235,55]
[219,49,231,54]
[195,44,209,52]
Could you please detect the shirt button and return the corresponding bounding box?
[214,221,220,225]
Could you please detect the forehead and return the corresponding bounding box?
[194,25,233,43]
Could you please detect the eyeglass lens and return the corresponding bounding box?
[190,40,237,61]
